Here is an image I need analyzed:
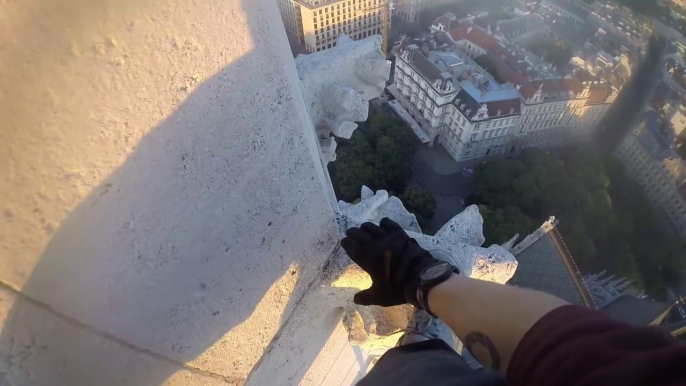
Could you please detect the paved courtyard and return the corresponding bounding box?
[408,144,475,234]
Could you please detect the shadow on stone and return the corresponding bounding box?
[0,1,342,384]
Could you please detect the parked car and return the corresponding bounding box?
[462,167,474,175]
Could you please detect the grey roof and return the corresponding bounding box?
[406,48,442,82]
[454,89,481,117]
[600,295,670,326]
[510,232,588,306]
[453,86,521,122]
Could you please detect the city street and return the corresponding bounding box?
[408,145,475,233]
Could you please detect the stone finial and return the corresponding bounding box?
[338,187,421,233]
[435,205,485,247]
[295,35,391,165]
[510,216,557,256]
[501,233,520,251]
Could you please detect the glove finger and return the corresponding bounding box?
[379,217,405,233]
[341,237,370,268]
[353,288,378,306]
[360,222,387,238]
[345,227,376,246]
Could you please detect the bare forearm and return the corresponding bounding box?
[428,274,568,373]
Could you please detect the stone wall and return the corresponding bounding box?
[0,0,515,383]
[0,0,342,383]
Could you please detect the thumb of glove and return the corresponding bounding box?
[353,288,377,306]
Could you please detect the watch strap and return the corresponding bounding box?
[416,263,458,317]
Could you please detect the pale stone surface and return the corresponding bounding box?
[1,0,340,382]
[258,186,518,369]
[295,35,391,164]
[436,205,486,247]
[338,188,422,234]
[246,249,402,385]
[338,187,517,283]
[0,288,232,386]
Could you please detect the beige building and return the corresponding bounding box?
[515,78,617,149]
[615,111,686,239]
[277,0,390,53]
[393,34,619,162]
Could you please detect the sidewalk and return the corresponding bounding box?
[388,100,431,143]
[417,145,462,176]
[417,143,509,176]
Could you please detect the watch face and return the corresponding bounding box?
[421,262,452,280]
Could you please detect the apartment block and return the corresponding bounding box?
[394,44,521,161]
[276,0,389,53]
[393,25,619,162]
[515,78,617,149]
[394,0,452,23]
[615,111,686,239]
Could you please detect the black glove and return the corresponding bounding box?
[341,218,438,307]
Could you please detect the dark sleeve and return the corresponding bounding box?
[507,305,686,386]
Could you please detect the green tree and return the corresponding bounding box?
[470,147,685,298]
[330,132,383,202]
[329,108,419,202]
[400,186,437,220]
[479,205,535,245]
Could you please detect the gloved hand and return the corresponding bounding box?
[341,218,438,307]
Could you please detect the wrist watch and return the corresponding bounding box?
[416,261,459,317]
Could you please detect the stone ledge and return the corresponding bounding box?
[338,186,518,283]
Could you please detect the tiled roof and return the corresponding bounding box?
[449,24,498,51]
[407,48,442,82]
[601,295,671,326]
[487,99,521,117]
[508,72,527,86]
[433,14,459,31]
[434,31,455,47]
[510,231,593,308]
[453,88,521,122]
[519,78,583,100]
[454,89,481,117]
[678,181,686,202]
[585,83,611,105]
[547,0,588,19]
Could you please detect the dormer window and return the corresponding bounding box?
[497,110,502,116]
[460,104,466,110]
[510,108,515,114]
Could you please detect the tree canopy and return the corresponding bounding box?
[472,148,686,298]
[526,37,573,68]
[400,185,437,226]
[329,107,440,227]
